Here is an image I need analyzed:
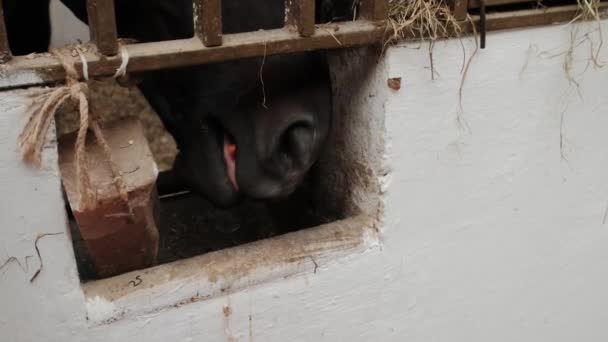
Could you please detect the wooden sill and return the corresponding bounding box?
[82,213,380,325]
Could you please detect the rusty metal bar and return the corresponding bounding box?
[0,0,11,63]
[2,1,607,90]
[452,0,469,21]
[285,0,315,37]
[465,2,608,32]
[468,0,537,8]
[479,0,486,48]
[87,0,119,56]
[468,0,533,8]
[466,0,608,8]
[359,0,389,21]
[0,21,382,89]
[194,0,223,47]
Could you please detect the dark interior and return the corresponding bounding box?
[69,166,343,281]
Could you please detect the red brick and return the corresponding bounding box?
[58,117,160,277]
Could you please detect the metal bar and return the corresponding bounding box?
[0,0,11,63]
[469,0,523,7]
[470,0,606,7]
[285,0,315,37]
[452,0,469,21]
[87,0,119,56]
[480,2,608,31]
[0,21,382,89]
[359,0,389,21]
[479,0,486,48]
[194,0,222,47]
[2,2,607,90]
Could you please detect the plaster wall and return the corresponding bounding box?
[1,12,608,341]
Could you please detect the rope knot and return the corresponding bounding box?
[69,82,88,101]
[18,47,133,217]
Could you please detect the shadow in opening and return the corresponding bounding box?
[70,166,342,281]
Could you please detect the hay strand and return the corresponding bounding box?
[457,15,479,132]
[385,0,462,47]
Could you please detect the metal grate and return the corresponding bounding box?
[1,0,604,90]
[0,0,388,89]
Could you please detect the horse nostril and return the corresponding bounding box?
[278,122,314,168]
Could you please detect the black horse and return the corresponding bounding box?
[3,0,353,207]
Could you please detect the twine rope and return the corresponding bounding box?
[18,47,133,216]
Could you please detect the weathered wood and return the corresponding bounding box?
[194,0,223,47]
[285,0,315,37]
[0,21,383,89]
[0,0,11,63]
[87,0,119,56]
[83,214,376,323]
[468,0,535,8]
[472,0,608,6]
[452,0,469,21]
[480,3,608,31]
[359,0,389,21]
[1,2,606,90]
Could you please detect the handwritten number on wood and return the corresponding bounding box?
[128,275,142,287]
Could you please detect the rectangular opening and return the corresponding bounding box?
[58,46,387,285]
[0,0,390,292]
[62,46,387,324]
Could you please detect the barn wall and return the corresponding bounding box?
[1,16,608,342]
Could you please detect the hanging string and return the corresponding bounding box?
[18,47,133,218]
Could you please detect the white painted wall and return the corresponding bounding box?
[49,0,89,48]
[2,17,608,342]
